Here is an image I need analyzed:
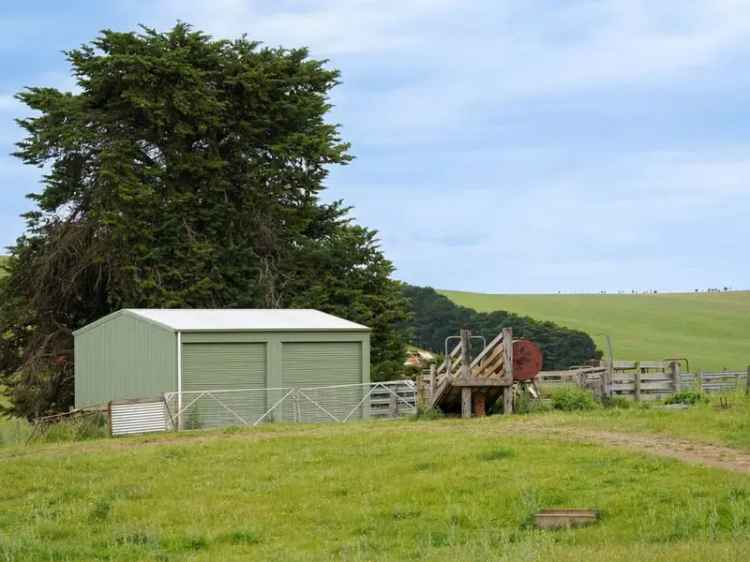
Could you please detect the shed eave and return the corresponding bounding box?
[179,327,371,333]
[73,309,177,337]
[72,310,125,337]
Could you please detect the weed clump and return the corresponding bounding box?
[479,447,515,461]
[222,530,261,545]
[412,405,444,421]
[665,391,708,406]
[549,388,598,411]
[88,498,112,523]
[601,395,631,409]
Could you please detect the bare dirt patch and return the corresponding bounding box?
[518,423,750,474]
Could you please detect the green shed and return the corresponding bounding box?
[74,309,371,416]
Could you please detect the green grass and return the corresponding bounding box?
[2,416,750,561]
[441,290,750,371]
[537,395,750,452]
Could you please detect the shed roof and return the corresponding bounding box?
[75,309,370,335]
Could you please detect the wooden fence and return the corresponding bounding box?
[680,371,749,394]
[537,362,749,401]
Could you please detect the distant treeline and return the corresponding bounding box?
[402,286,601,370]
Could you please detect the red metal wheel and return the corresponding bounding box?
[512,339,543,381]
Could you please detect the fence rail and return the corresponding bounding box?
[680,371,748,394]
[537,365,748,401]
[160,380,417,434]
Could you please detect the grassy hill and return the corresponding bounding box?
[440,290,750,372]
[2,414,750,561]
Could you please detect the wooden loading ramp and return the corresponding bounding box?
[427,328,515,416]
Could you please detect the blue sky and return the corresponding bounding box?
[1,1,749,293]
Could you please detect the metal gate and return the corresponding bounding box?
[163,381,417,430]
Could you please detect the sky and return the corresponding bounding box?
[1,1,749,293]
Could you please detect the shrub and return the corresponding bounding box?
[601,395,631,409]
[665,391,708,406]
[514,390,551,414]
[549,387,598,411]
[412,405,444,421]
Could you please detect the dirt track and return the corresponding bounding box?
[520,423,750,474]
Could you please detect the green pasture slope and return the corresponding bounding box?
[441,290,750,372]
[2,416,750,561]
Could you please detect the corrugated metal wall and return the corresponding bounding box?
[110,399,169,436]
[182,343,267,391]
[281,342,362,387]
[75,313,176,408]
[181,343,267,428]
[281,342,363,421]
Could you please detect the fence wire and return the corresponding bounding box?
[163,381,417,431]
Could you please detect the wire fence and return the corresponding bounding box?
[161,380,417,431]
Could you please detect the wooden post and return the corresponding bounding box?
[605,335,614,398]
[671,361,681,395]
[459,329,472,418]
[502,327,513,383]
[472,392,487,417]
[633,362,641,402]
[107,401,113,437]
[461,387,472,419]
[502,327,513,415]
[429,364,436,400]
[459,329,472,379]
[389,392,398,417]
[745,366,749,397]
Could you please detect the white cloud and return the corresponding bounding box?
[146,0,460,55]
[334,146,750,292]
[145,1,750,137]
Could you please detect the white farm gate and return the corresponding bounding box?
[109,381,417,436]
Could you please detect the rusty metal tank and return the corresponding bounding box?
[512,339,543,381]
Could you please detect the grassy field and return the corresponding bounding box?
[534,397,750,452]
[441,290,750,372]
[2,412,750,561]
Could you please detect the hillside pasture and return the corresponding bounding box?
[2,412,750,561]
[441,290,750,372]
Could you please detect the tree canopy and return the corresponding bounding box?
[0,24,408,418]
[401,286,601,370]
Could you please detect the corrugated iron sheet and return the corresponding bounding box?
[110,399,168,436]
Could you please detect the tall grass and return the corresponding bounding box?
[0,412,108,448]
[0,416,33,447]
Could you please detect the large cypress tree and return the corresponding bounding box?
[0,24,408,418]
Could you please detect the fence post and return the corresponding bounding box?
[429,364,436,401]
[107,401,113,437]
[502,327,514,415]
[670,361,680,396]
[746,366,749,397]
[389,391,399,417]
[460,329,472,419]
[633,362,641,402]
[461,387,472,419]
[472,391,487,417]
